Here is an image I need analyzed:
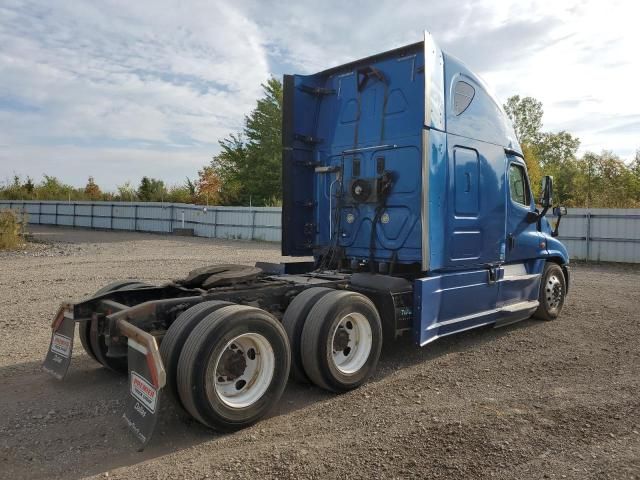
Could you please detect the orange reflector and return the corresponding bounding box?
[51,307,65,331]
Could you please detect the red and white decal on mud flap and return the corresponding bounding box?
[50,333,72,358]
[130,372,158,413]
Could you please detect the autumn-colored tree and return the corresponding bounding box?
[504,96,581,205]
[84,176,102,200]
[521,142,542,199]
[196,165,222,205]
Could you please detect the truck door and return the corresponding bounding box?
[504,157,540,263]
[499,156,543,306]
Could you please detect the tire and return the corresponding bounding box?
[78,320,99,363]
[160,300,233,411]
[177,305,290,431]
[89,325,128,373]
[94,280,144,296]
[81,280,151,372]
[282,287,335,383]
[301,290,382,393]
[533,262,566,321]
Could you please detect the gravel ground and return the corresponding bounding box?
[1,226,639,480]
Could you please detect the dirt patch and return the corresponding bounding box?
[1,226,639,479]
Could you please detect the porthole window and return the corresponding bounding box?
[453,80,475,115]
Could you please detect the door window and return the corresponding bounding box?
[508,163,530,206]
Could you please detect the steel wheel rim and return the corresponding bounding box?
[330,312,372,375]
[546,274,563,310]
[206,333,275,409]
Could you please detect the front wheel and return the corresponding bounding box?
[533,263,566,321]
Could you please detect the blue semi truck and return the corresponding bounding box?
[43,32,569,445]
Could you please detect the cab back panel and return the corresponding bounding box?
[282,43,425,264]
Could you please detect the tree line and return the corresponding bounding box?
[504,95,640,207]
[2,79,639,208]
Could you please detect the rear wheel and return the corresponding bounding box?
[282,287,334,383]
[301,290,382,392]
[177,305,290,430]
[160,300,233,410]
[80,280,151,372]
[533,263,566,321]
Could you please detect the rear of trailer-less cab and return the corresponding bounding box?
[282,33,568,344]
[43,32,570,445]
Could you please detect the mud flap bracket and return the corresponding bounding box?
[116,319,166,446]
[42,303,78,380]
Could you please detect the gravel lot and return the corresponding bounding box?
[1,226,639,479]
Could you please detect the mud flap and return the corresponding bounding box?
[42,304,75,379]
[119,322,166,446]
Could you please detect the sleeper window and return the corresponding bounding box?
[453,81,475,115]
[508,163,530,206]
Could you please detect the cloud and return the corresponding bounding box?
[0,0,639,189]
[0,144,210,189]
[0,0,271,187]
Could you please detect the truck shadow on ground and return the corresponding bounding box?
[1,318,544,480]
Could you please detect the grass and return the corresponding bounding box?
[0,209,26,250]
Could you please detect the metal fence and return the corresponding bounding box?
[550,208,640,263]
[0,200,282,242]
[1,201,640,262]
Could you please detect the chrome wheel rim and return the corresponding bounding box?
[330,313,372,375]
[546,274,563,310]
[206,333,274,409]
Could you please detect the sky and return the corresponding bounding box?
[1,0,638,190]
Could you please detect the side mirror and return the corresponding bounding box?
[540,176,553,208]
[525,211,539,223]
[550,206,566,237]
[553,206,567,217]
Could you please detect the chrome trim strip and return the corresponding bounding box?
[420,320,495,347]
[421,128,430,271]
[424,32,432,128]
[426,307,501,330]
[423,31,445,131]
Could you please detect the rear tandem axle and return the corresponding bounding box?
[43,264,395,445]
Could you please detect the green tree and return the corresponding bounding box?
[503,95,544,144]
[504,95,545,197]
[211,77,283,205]
[578,151,637,208]
[185,177,197,197]
[166,183,194,204]
[117,181,137,201]
[536,131,581,169]
[24,177,34,194]
[504,95,583,205]
[628,149,640,204]
[536,132,581,205]
[35,175,78,200]
[0,175,28,200]
[137,177,167,202]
